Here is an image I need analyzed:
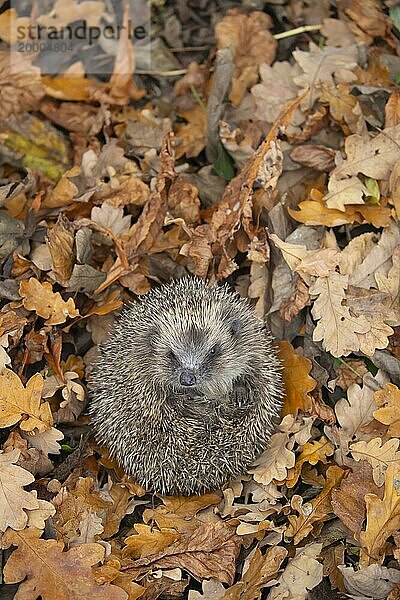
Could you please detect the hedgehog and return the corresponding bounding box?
[89,277,283,496]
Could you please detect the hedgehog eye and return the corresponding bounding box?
[209,343,221,356]
[167,350,177,362]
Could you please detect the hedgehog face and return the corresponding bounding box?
[149,318,250,398]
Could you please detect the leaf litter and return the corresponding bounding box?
[0,1,399,599]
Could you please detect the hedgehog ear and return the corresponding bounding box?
[230,319,240,335]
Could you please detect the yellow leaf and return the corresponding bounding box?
[374,384,400,438]
[286,436,335,488]
[360,463,400,564]
[123,524,181,559]
[0,368,52,432]
[278,340,316,415]
[19,278,79,325]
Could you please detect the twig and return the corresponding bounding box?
[274,24,322,40]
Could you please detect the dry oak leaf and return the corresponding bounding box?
[350,437,400,487]
[374,384,400,437]
[125,521,240,586]
[288,191,391,228]
[220,546,287,600]
[2,527,127,600]
[19,278,79,325]
[360,463,400,564]
[143,491,222,535]
[339,563,400,600]
[269,543,323,600]
[285,466,345,545]
[0,449,39,532]
[285,436,335,489]
[46,214,75,286]
[0,368,52,432]
[123,524,181,559]
[331,461,382,539]
[278,340,316,416]
[310,271,369,357]
[334,124,400,182]
[215,9,277,105]
[250,432,295,486]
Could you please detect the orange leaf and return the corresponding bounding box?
[278,340,316,415]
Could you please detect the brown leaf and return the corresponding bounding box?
[215,9,277,105]
[221,546,287,600]
[175,107,207,159]
[269,543,323,600]
[2,527,127,599]
[385,89,400,128]
[19,278,79,325]
[46,214,75,285]
[126,521,240,585]
[290,145,336,172]
[332,462,382,538]
[289,190,391,228]
[360,463,400,564]
[123,524,181,559]
[278,340,316,415]
[285,465,345,544]
[250,432,295,486]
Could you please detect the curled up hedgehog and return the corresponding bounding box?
[89,277,284,496]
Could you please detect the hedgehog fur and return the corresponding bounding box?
[89,277,283,495]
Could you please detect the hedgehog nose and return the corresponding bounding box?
[180,371,197,386]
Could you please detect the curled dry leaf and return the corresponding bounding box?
[285,436,335,489]
[220,546,287,600]
[123,524,181,559]
[360,463,400,564]
[19,278,79,326]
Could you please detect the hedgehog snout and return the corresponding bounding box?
[179,371,197,386]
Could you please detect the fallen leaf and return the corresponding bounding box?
[278,340,316,415]
[360,463,400,564]
[221,546,287,600]
[123,524,181,559]
[285,436,335,489]
[19,278,79,325]
[374,383,400,437]
[125,521,240,586]
[310,271,369,357]
[350,437,400,486]
[0,449,39,532]
[2,527,127,599]
[250,432,295,485]
[331,461,382,538]
[0,368,52,432]
[269,543,323,600]
[215,9,277,105]
[339,563,400,600]
[285,466,345,544]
